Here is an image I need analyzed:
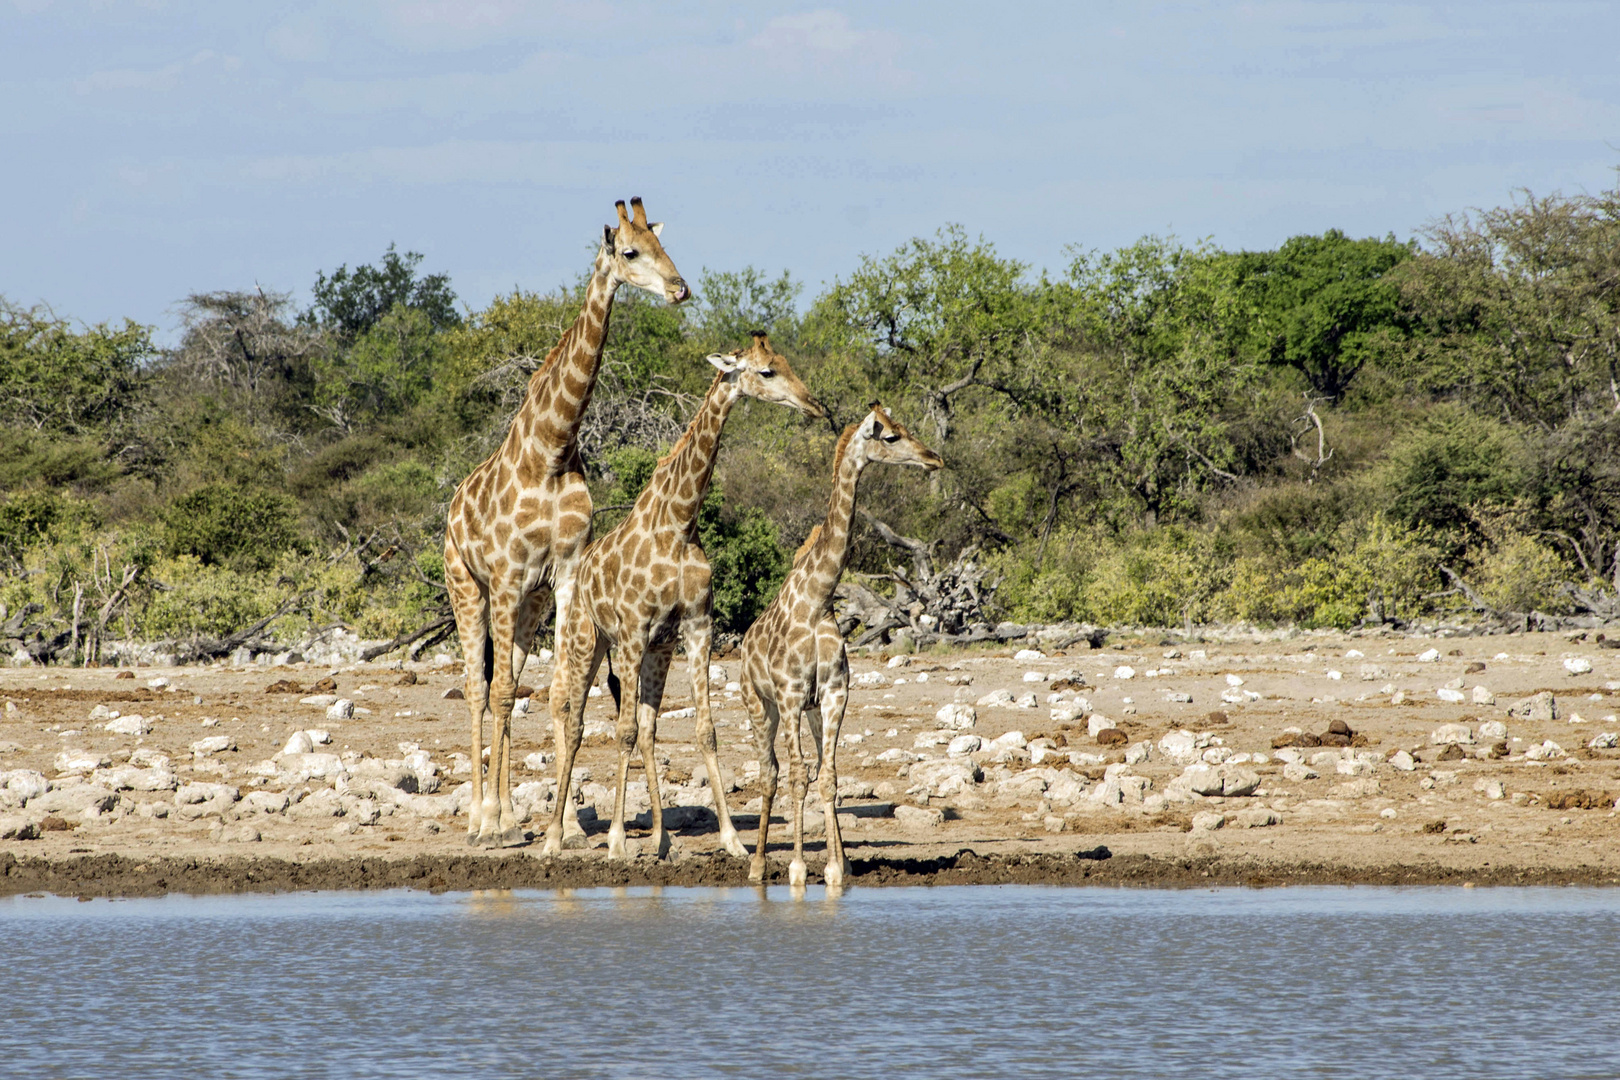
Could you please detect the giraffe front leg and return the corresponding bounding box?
[637,647,673,861]
[685,619,747,858]
[544,627,600,855]
[781,685,811,891]
[607,638,646,862]
[817,660,852,890]
[748,694,780,883]
[444,546,492,846]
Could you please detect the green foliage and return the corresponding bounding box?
[1470,530,1574,615]
[306,244,460,339]
[1377,406,1526,537]
[309,304,445,431]
[689,267,803,349]
[697,491,789,635]
[0,302,154,433]
[161,484,302,571]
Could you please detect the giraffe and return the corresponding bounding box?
[547,333,826,859]
[739,403,942,888]
[443,197,688,848]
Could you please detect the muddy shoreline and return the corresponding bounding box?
[5,847,1616,898]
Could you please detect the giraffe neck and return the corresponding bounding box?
[796,432,867,610]
[505,265,618,465]
[633,372,737,537]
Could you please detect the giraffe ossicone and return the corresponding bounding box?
[546,333,825,860]
[738,403,942,889]
[442,197,688,849]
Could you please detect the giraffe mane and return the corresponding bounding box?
[655,369,729,471]
[791,524,823,568]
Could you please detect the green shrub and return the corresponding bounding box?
[1378,407,1526,537]
[1470,531,1574,614]
[161,484,303,571]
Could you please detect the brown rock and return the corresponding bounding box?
[1271,732,1322,749]
[1464,661,1486,674]
[1545,789,1615,811]
[1320,732,1351,748]
[1422,820,1447,834]
[515,685,536,699]
[1095,728,1128,746]
[115,671,135,680]
[40,815,72,832]
[1205,710,1229,726]
[310,676,337,693]
[1436,743,1465,761]
[264,680,303,694]
[1327,718,1354,737]
[1350,733,1371,748]
[1050,732,1068,748]
[442,688,465,700]
[1051,678,1088,693]
[397,672,418,686]
[1489,741,1510,759]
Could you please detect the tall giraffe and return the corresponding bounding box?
[444,197,688,848]
[547,333,825,859]
[739,404,942,887]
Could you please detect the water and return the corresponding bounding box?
[3,885,1617,1079]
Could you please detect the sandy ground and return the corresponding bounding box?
[4,629,1620,896]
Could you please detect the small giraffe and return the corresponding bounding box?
[444,197,688,848]
[739,404,942,887]
[547,333,826,859]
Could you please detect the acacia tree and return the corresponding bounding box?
[172,288,323,404]
[0,301,154,434]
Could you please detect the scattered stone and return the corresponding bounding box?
[1564,657,1594,675]
[103,714,151,736]
[1124,741,1152,765]
[1086,712,1113,738]
[1437,688,1466,703]
[442,688,465,700]
[1524,740,1565,761]
[1417,648,1440,663]
[1114,666,1135,680]
[1435,744,1466,761]
[1282,763,1318,782]
[894,805,945,829]
[0,815,40,840]
[1272,731,1322,749]
[1157,729,1200,763]
[1095,728,1127,746]
[1043,815,1067,833]
[1508,692,1558,722]
[1390,690,1408,705]
[1430,723,1475,745]
[934,703,978,730]
[1190,811,1225,831]
[1022,671,1045,683]
[54,750,109,774]
[1014,649,1045,661]
[326,699,355,720]
[265,680,302,694]
[1545,789,1614,810]
[946,734,983,757]
[3,770,49,803]
[1477,720,1507,740]
[852,671,888,687]
[1472,686,1495,705]
[1589,732,1619,749]
[1233,807,1280,828]
[190,735,235,756]
[216,823,261,843]
[1388,750,1416,771]
[31,784,118,816]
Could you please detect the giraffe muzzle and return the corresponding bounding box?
[669,279,691,304]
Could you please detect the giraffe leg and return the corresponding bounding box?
[780,683,811,890]
[685,617,747,858]
[444,542,492,846]
[747,691,779,883]
[607,636,647,861]
[545,619,602,855]
[484,586,547,847]
[636,645,674,861]
[817,634,852,889]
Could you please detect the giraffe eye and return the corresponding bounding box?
[623,248,639,260]
[883,434,901,443]
[760,369,775,378]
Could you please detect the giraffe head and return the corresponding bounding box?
[599,196,689,304]
[855,402,943,471]
[706,331,827,419]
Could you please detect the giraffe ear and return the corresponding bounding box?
[649,222,664,237]
[602,224,616,254]
[707,353,740,374]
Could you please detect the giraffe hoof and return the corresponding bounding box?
[496,827,529,848]
[465,830,483,848]
[747,859,766,884]
[788,861,808,888]
[721,834,748,859]
[561,831,588,850]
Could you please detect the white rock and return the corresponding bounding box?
[1220,689,1247,705]
[1345,650,1364,659]
[1588,732,1619,749]
[1225,674,1244,687]
[894,805,945,829]
[306,729,332,745]
[175,782,239,806]
[1327,670,1343,681]
[1114,666,1135,680]
[1418,648,1441,663]
[277,752,347,781]
[299,694,338,707]
[103,714,151,736]
[1388,750,1416,771]
[1014,649,1045,661]
[1234,807,1281,828]
[147,676,170,689]
[1014,692,1038,709]
[326,699,355,720]
[1524,740,1565,761]
[947,735,983,757]
[724,681,741,693]
[990,731,1028,751]
[1190,811,1225,832]
[1437,688,1466,703]
[887,655,912,669]
[1478,720,1507,740]
[875,748,921,764]
[53,750,108,775]
[1430,723,1475,745]
[1564,657,1594,675]
[934,703,978,730]
[660,707,696,721]
[1087,713,1115,738]
[30,784,118,815]
[909,759,980,798]
[190,735,235,756]
[280,730,315,756]
[243,790,290,814]
[0,816,39,840]
[522,751,553,771]
[3,769,50,803]
[1472,686,1495,705]
[975,689,1014,708]
[1157,729,1199,764]
[1568,712,1587,725]
[1162,691,1193,704]
[1282,763,1318,782]
[1022,671,1044,683]
[1508,692,1558,722]
[1124,741,1153,765]
[913,730,954,748]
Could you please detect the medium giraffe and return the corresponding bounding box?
[547,333,826,859]
[739,404,942,887]
[444,197,688,848]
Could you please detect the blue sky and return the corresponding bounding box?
[4,1,1618,341]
